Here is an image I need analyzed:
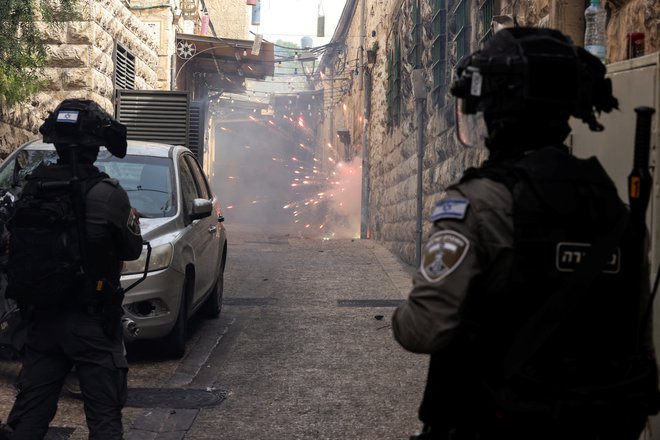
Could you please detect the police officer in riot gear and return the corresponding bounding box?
[392,27,660,439]
[4,99,143,439]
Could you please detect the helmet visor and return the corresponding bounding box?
[455,98,488,149]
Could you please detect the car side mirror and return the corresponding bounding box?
[190,198,213,221]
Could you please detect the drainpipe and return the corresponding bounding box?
[412,69,426,266]
[361,68,372,239]
[328,62,335,173]
[415,98,424,266]
[359,0,366,91]
[359,0,369,238]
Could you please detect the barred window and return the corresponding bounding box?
[387,31,402,126]
[478,0,495,46]
[431,0,447,107]
[451,0,470,63]
[409,0,421,69]
[114,43,136,90]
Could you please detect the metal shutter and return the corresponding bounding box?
[188,101,206,164]
[115,44,135,90]
[115,90,190,148]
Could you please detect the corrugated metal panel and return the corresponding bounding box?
[189,102,203,162]
[115,90,190,148]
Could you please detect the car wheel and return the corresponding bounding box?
[200,274,223,319]
[163,280,188,359]
[200,248,226,319]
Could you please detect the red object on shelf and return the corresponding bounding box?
[246,0,257,5]
[626,32,645,59]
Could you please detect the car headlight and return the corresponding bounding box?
[122,243,173,275]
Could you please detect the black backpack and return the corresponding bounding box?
[5,164,107,309]
[419,148,660,429]
[476,148,660,418]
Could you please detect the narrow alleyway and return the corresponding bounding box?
[0,223,428,439]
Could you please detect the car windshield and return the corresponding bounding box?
[0,150,59,187]
[0,148,176,218]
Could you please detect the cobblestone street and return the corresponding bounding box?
[0,223,427,439]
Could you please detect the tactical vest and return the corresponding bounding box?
[420,147,660,429]
[6,164,109,309]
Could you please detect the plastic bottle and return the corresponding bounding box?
[584,0,607,63]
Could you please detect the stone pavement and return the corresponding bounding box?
[0,224,429,439]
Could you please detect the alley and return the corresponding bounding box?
[0,223,427,439]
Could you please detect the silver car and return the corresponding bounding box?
[0,140,227,358]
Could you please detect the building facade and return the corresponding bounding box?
[0,0,250,156]
[316,0,660,266]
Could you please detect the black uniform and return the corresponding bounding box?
[393,147,659,438]
[392,27,660,439]
[6,163,142,439]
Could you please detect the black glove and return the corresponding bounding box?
[97,279,125,340]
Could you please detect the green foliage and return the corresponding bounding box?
[0,0,80,107]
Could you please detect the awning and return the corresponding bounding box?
[175,33,275,87]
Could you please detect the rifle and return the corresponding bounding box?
[628,106,657,337]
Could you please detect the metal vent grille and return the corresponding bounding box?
[115,90,190,147]
[115,44,135,90]
[189,101,204,161]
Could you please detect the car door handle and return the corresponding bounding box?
[218,215,225,223]
[208,225,217,234]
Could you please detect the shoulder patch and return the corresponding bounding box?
[420,230,470,283]
[430,198,470,222]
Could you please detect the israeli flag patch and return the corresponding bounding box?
[430,198,470,222]
[56,110,79,123]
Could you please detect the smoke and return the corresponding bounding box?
[315,157,362,239]
[209,114,362,239]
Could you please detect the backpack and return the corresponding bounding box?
[5,164,107,309]
[419,147,660,429]
[470,148,660,418]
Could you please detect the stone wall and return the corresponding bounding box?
[206,0,249,39]
[129,3,176,91]
[318,0,660,266]
[0,0,159,158]
[510,0,659,63]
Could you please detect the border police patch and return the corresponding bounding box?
[420,230,470,283]
[430,198,470,222]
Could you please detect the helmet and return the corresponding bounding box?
[39,99,128,158]
[450,27,618,149]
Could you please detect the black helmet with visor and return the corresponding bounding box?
[39,99,128,159]
[450,27,617,150]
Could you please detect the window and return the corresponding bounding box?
[97,155,176,218]
[184,154,211,200]
[114,43,136,90]
[478,0,495,45]
[386,31,402,126]
[409,0,421,69]
[451,0,470,63]
[431,0,447,107]
[179,156,199,218]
